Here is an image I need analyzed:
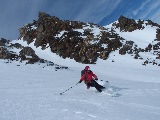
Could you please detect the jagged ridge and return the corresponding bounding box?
[0,12,160,66]
[18,12,124,64]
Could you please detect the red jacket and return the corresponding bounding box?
[80,70,97,83]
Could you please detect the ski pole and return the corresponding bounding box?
[60,82,79,95]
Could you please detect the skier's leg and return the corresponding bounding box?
[91,81,102,92]
[86,84,90,89]
[95,85,102,92]
[86,83,91,89]
[94,81,105,89]
[99,85,105,89]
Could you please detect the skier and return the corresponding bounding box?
[79,66,105,92]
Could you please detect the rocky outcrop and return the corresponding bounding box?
[0,47,19,61]
[145,20,160,28]
[0,38,19,61]
[15,12,160,66]
[18,12,123,64]
[112,15,144,32]
[19,47,40,64]
[156,28,160,41]
[19,47,38,58]
[112,16,160,32]
[9,43,23,49]
[0,47,6,59]
[0,38,10,46]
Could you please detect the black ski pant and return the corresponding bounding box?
[87,80,104,92]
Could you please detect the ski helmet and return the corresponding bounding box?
[84,66,90,70]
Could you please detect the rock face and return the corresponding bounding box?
[0,38,18,61]
[115,15,144,32]
[19,47,40,64]
[1,12,160,66]
[112,15,160,32]
[18,12,123,64]
[156,28,160,41]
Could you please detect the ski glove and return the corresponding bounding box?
[95,78,98,80]
[78,80,82,83]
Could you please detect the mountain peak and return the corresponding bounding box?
[1,12,160,67]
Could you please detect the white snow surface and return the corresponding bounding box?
[0,25,160,120]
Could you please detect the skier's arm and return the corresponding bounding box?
[92,73,98,80]
[79,75,85,83]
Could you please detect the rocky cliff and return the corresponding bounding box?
[0,12,160,66]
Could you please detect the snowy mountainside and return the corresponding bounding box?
[1,13,159,82]
[1,13,159,68]
[0,13,160,120]
[105,18,160,67]
[0,35,160,120]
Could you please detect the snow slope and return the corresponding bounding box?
[0,24,160,120]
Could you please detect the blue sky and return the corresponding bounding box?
[0,0,160,40]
